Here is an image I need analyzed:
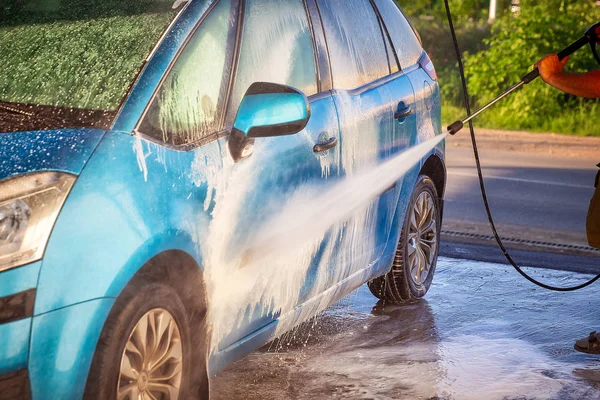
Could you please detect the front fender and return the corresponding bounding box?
[29,298,114,400]
[35,131,211,315]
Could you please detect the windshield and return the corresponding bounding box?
[0,0,182,133]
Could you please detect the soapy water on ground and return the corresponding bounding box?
[212,257,600,400]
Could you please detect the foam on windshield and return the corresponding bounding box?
[0,0,178,111]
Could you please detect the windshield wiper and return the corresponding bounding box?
[0,101,116,133]
[0,103,35,117]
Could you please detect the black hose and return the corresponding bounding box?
[442,0,600,291]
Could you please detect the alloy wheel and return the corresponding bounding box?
[407,191,438,287]
[117,308,183,400]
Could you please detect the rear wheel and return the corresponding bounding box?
[84,281,208,400]
[368,175,441,302]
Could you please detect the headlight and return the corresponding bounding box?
[0,172,76,272]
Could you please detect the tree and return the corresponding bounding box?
[462,0,600,132]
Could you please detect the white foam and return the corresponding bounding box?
[193,132,445,352]
[133,137,150,182]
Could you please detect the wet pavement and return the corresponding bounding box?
[211,257,600,400]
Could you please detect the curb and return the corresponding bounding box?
[441,229,600,257]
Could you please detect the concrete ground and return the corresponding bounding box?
[211,256,600,400]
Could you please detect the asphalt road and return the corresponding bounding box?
[444,144,599,248]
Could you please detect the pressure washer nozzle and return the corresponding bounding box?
[448,120,463,135]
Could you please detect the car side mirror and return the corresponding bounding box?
[229,82,311,162]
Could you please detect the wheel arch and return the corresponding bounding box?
[121,249,209,337]
[84,249,210,398]
[420,153,446,200]
[129,250,207,305]
[372,152,446,278]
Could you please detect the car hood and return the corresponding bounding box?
[0,128,107,181]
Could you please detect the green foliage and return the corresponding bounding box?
[399,0,600,135]
[463,0,600,135]
[400,0,512,24]
[465,0,599,100]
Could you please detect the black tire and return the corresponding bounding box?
[84,280,209,400]
[368,175,441,303]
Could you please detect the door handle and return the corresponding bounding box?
[394,102,413,121]
[313,137,338,153]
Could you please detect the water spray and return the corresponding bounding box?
[443,0,600,291]
[243,134,447,268]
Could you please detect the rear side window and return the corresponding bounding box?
[372,0,423,68]
[226,0,318,123]
[316,0,390,90]
[139,0,235,146]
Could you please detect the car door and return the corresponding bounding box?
[315,0,417,269]
[207,0,344,351]
[136,0,343,352]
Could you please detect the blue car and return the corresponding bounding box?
[0,0,444,398]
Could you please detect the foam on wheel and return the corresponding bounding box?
[368,175,441,302]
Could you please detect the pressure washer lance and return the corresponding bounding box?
[448,21,600,135]
[443,0,600,292]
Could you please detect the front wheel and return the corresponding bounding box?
[84,281,208,400]
[368,175,441,302]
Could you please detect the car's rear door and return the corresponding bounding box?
[373,0,439,147]
[315,0,417,268]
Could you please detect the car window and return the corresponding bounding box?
[0,0,180,133]
[316,0,390,90]
[226,0,318,124]
[372,0,423,68]
[139,0,235,146]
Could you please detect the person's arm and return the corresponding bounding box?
[536,54,600,99]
